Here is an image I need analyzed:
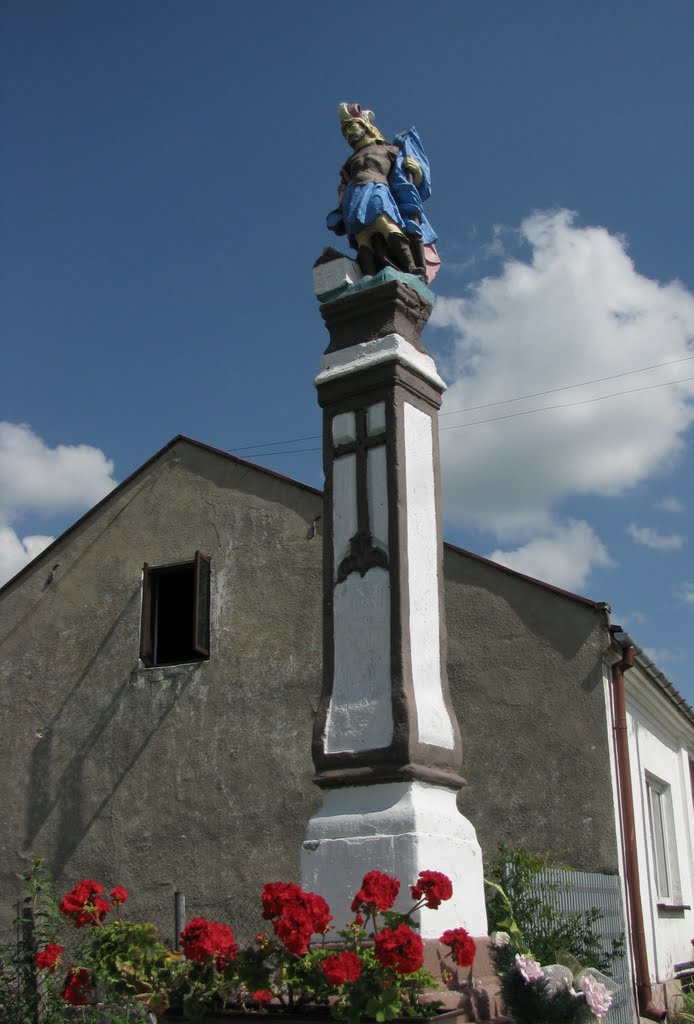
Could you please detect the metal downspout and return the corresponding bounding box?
[610,631,666,1021]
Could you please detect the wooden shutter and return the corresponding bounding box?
[192,551,211,657]
[140,562,154,666]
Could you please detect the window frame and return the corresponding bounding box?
[139,551,211,668]
[645,773,681,905]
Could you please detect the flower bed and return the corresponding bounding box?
[36,869,476,1022]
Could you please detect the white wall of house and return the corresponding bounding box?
[625,667,694,985]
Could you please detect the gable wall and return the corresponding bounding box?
[0,441,324,931]
[444,547,619,873]
[0,445,619,931]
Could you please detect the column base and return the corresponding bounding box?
[301,781,487,937]
[422,936,506,1021]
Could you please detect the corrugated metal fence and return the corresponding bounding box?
[529,868,636,1024]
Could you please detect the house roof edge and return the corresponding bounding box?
[443,539,608,611]
[0,435,322,596]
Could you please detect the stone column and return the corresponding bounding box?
[302,258,487,941]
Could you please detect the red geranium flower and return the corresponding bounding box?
[62,968,91,1006]
[322,951,362,986]
[261,882,332,955]
[304,891,332,935]
[410,870,453,909]
[110,885,128,905]
[261,882,304,919]
[36,944,63,971]
[273,904,313,955]
[374,924,424,974]
[351,871,400,913]
[253,989,273,1006]
[59,880,111,928]
[180,917,239,968]
[440,927,476,968]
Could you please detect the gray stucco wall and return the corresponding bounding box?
[0,440,619,932]
[445,546,619,874]
[0,440,325,932]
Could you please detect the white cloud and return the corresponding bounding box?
[677,582,694,605]
[611,609,647,631]
[627,523,685,551]
[434,209,694,539]
[642,646,684,665]
[0,423,117,585]
[0,529,55,586]
[655,497,685,513]
[0,422,116,520]
[433,209,694,590]
[624,610,647,625]
[486,519,614,592]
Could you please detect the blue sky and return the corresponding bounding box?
[2,2,693,704]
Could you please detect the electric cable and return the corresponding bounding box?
[439,373,694,431]
[229,355,694,458]
[440,353,694,419]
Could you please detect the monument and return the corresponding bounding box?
[301,104,489,957]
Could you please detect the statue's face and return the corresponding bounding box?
[342,118,368,148]
[342,117,382,149]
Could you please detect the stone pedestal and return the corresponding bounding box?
[302,781,486,936]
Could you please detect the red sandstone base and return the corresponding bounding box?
[422,937,510,1022]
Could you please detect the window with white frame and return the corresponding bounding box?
[645,774,680,904]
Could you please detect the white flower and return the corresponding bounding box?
[580,974,613,1018]
[515,952,544,983]
[490,931,511,948]
[542,964,574,996]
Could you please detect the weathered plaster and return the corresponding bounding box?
[316,334,446,392]
[0,438,627,931]
[443,544,619,873]
[404,402,454,750]
[366,445,388,552]
[332,452,357,575]
[624,675,694,985]
[326,569,393,753]
[301,781,487,936]
[0,440,324,933]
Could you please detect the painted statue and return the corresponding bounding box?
[327,103,441,283]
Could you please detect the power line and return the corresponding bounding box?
[229,354,694,457]
[242,373,694,457]
[231,432,321,453]
[440,353,694,419]
[440,374,694,431]
[243,444,322,458]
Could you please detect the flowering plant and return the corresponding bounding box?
[36,869,476,1022]
[486,885,618,1024]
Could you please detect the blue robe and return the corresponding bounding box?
[327,128,437,245]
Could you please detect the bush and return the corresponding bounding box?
[0,860,68,1024]
[668,986,694,1023]
[485,845,623,975]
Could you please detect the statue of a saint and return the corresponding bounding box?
[327,103,441,283]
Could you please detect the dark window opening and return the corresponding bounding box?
[140,552,211,667]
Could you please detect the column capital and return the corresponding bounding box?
[315,334,447,399]
[319,274,433,354]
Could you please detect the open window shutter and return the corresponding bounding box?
[140,562,154,666]
[192,551,211,657]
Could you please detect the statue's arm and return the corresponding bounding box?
[402,155,423,186]
[327,167,350,235]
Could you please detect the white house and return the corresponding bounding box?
[606,629,694,1018]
